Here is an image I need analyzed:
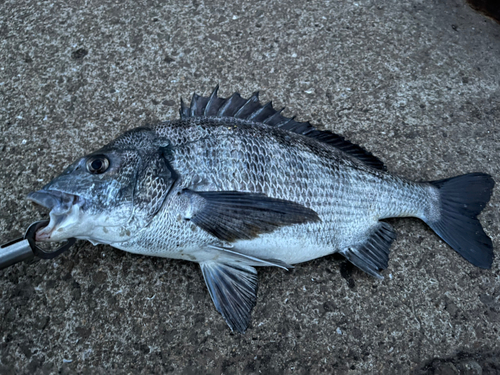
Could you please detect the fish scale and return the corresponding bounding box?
[27,87,494,333]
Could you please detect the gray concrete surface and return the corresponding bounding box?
[1,0,499,373]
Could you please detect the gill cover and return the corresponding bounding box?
[132,145,178,227]
[107,127,178,229]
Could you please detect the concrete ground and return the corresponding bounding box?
[1,0,499,373]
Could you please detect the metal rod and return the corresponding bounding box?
[0,238,34,270]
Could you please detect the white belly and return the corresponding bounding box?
[232,232,337,265]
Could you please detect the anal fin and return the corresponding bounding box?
[340,222,396,279]
[200,261,258,333]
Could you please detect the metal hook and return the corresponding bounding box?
[0,220,77,270]
[24,220,76,259]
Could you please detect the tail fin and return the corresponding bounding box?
[426,173,494,268]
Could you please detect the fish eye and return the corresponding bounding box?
[86,155,110,174]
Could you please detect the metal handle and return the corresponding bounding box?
[0,238,34,270]
[0,220,76,270]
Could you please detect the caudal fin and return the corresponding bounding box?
[426,173,494,268]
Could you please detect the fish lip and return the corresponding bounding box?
[27,190,85,241]
[28,190,70,210]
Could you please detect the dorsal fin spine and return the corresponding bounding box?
[277,117,296,127]
[189,94,199,117]
[217,96,233,117]
[179,98,187,118]
[234,92,259,118]
[263,107,285,124]
[204,86,220,116]
[179,87,386,170]
[248,101,272,121]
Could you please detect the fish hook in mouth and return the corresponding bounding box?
[23,220,77,259]
[27,190,84,241]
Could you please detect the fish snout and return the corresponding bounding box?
[27,190,82,216]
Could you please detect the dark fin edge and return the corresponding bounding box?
[200,261,258,333]
[340,222,396,279]
[179,86,386,170]
[184,190,320,242]
[426,173,494,269]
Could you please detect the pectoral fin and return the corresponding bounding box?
[183,190,320,242]
[200,261,258,333]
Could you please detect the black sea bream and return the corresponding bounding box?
[28,87,495,332]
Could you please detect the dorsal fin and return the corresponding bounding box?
[179,86,386,170]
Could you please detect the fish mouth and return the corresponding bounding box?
[27,190,85,242]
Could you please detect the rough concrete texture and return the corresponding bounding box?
[1,0,499,373]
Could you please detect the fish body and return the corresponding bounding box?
[28,87,494,332]
[114,118,432,266]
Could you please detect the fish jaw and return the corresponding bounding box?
[27,190,85,242]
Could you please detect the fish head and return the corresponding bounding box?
[28,127,177,244]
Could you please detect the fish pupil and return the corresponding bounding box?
[91,159,102,170]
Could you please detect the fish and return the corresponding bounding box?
[27,87,495,333]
